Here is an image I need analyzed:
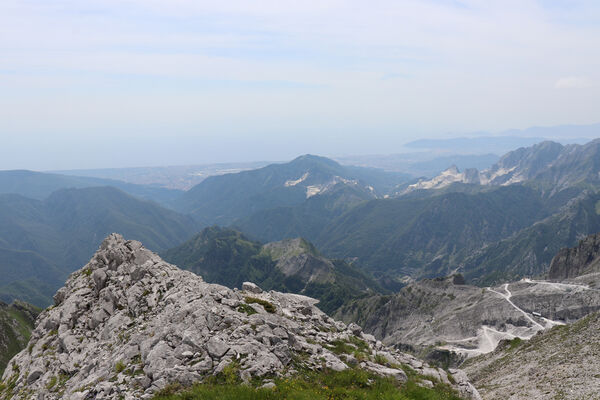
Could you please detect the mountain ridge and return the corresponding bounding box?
[0,187,200,306]
[404,139,600,195]
[174,155,406,226]
[0,169,183,207]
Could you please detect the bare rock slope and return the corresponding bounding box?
[1,234,479,399]
[463,312,600,399]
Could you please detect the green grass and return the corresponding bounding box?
[115,360,126,373]
[507,337,522,350]
[245,297,276,313]
[152,368,462,400]
[238,303,258,316]
[0,302,39,375]
[46,375,58,390]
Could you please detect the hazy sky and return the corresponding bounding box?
[1,0,600,170]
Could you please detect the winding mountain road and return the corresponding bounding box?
[522,278,595,291]
[439,279,593,357]
[487,283,545,330]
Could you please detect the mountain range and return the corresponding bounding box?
[3,136,600,398]
[405,139,600,194]
[6,138,600,306]
[0,187,199,306]
[0,169,182,206]
[222,139,600,286]
[174,154,407,226]
[334,233,600,373]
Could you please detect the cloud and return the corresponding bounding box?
[1,0,600,169]
[555,76,592,89]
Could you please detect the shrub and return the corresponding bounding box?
[244,297,276,313]
[115,360,126,374]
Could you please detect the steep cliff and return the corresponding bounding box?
[548,232,600,279]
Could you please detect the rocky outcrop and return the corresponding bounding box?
[548,232,600,279]
[1,234,479,399]
[263,238,335,285]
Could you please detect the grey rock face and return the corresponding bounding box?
[548,233,600,279]
[1,234,479,399]
[405,139,600,194]
[263,238,335,285]
[242,281,262,294]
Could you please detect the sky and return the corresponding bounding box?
[1,0,600,170]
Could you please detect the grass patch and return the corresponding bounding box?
[115,360,126,374]
[507,337,522,351]
[325,337,372,360]
[348,336,370,354]
[237,303,258,316]
[244,297,276,313]
[374,353,388,365]
[326,340,355,355]
[46,376,58,390]
[152,367,462,400]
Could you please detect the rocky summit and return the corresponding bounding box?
[1,234,480,399]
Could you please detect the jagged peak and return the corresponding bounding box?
[443,164,460,174]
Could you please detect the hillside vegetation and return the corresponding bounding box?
[0,301,39,375]
[0,187,199,306]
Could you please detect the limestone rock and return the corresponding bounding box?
[242,281,263,294]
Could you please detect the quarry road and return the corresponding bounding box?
[522,278,595,291]
[541,316,565,327]
[487,284,545,330]
[481,326,506,353]
[440,280,579,358]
